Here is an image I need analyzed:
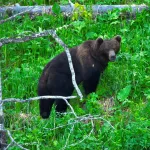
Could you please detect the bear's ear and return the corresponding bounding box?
[96,38,103,46]
[114,35,121,43]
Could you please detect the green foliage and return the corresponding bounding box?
[117,85,132,101]
[0,0,150,149]
[72,2,92,20]
[86,93,102,114]
[52,3,61,15]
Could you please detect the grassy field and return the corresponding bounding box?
[0,0,150,150]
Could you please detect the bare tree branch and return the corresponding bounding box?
[3,96,76,103]
[44,114,115,131]
[66,118,94,148]
[0,29,54,47]
[62,98,78,118]
[50,31,83,99]
[62,124,75,150]
[0,70,7,149]
[6,130,28,150]
[0,23,73,46]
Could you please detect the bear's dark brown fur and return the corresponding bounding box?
[38,35,121,118]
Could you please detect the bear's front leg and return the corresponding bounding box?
[40,99,55,119]
[83,72,100,95]
[55,99,70,114]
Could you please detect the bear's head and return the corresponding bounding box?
[92,35,121,63]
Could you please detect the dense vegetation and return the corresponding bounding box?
[0,0,150,150]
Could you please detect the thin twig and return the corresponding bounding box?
[4,142,13,150]
[50,30,83,99]
[3,96,76,103]
[62,124,75,150]
[44,114,115,131]
[67,119,94,148]
[63,98,78,118]
[0,29,54,47]
[7,130,29,150]
[0,69,7,149]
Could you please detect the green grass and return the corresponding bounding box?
[0,1,150,150]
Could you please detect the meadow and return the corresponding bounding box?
[0,0,150,149]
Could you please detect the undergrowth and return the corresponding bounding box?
[0,1,150,150]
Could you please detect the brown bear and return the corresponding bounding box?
[38,35,121,118]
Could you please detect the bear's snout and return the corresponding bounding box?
[110,55,116,61]
[109,50,116,61]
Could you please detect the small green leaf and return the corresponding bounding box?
[86,32,97,39]
[72,21,86,31]
[117,85,132,101]
[52,3,61,15]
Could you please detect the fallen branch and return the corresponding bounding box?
[0,4,148,19]
[62,98,78,117]
[50,30,83,99]
[6,130,28,150]
[67,119,94,148]
[45,114,115,131]
[0,70,7,149]
[3,96,76,103]
[0,6,35,24]
[0,29,55,47]
[0,24,73,47]
[62,124,75,150]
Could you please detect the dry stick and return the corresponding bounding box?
[3,96,76,103]
[92,116,115,130]
[62,98,77,118]
[56,23,73,31]
[62,124,75,150]
[0,70,7,150]
[44,114,115,132]
[0,29,54,47]
[44,119,80,131]
[4,142,13,150]
[0,71,2,126]
[6,130,28,150]
[0,23,74,47]
[68,119,94,148]
[3,96,77,117]
[50,30,83,99]
[77,114,115,130]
